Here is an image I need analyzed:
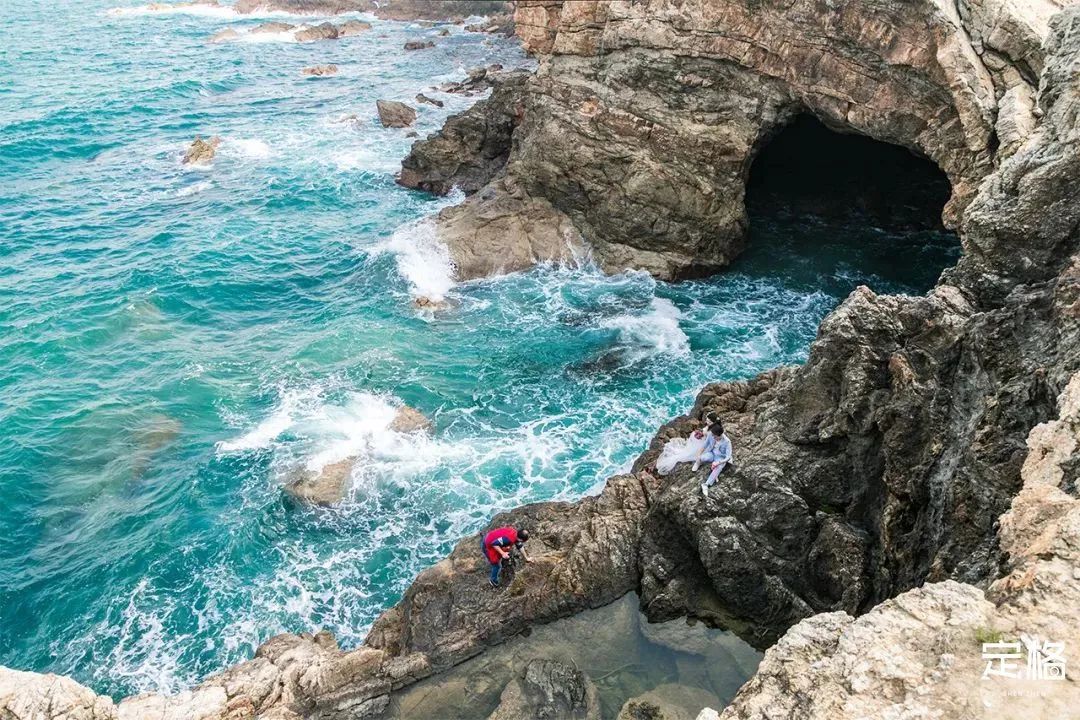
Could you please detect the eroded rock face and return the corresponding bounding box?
[399,70,529,195]
[718,372,1080,719]
[417,0,1075,280]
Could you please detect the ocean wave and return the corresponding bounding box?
[600,297,691,361]
[373,217,457,302]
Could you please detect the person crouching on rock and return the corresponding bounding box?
[694,422,732,497]
[482,526,531,588]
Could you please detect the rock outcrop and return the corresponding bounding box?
[399,70,529,195]
[409,0,1077,280]
[5,3,1080,720]
[182,135,220,165]
[376,100,417,128]
[403,39,434,51]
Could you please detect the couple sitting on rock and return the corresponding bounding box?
[481,525,531,588]
[653,411,733,497]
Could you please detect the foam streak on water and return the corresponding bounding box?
[0,0,960,700]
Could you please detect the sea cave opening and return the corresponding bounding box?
[741,114,960,294]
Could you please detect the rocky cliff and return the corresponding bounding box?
[4,0,1080,718]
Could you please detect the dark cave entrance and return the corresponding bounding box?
[742,114,960,293]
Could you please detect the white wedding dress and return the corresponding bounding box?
[655,429,709,475]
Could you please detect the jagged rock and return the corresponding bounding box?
[251,21,296,34]
[399,70,528,195]
[182,135,220,165]
[377,100,417,128]
[208,28,240,43]
[284,456,356,506]
[6,5,1080,720]
[716,369,1080,718]
[301,64,338,76]
[294,21,339,42]
[428,0,1069,280]
[339,19,372,36]
[404,39,435,50]
[415,93,444,108]
[486,659,600,720]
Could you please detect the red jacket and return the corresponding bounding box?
[483,526,519,564]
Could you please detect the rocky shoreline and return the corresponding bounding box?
[4,0,1080,718]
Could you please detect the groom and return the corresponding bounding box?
[694,422,732,497]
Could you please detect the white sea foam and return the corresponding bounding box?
[373,218,457,302]
[216,386,320,452]
[227,137,272,159]
[176,180,212,197]
[601,297,690,360]
[107,2,240,19]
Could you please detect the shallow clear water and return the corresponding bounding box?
[0,0,959,700]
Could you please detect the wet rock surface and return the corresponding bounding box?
[182,135,220,165]
[398,70,528,196]
[376,100,417,128]
[301,64,338,77]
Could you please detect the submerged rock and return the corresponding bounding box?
[617,685,721,720]
[251,21,296,33]
[377,99,417,128]
[404,38,435,50]
[301,64,338,76]
[208,28,239,43]
[389,405,432,433]
[487,659,600,720]
[182,135,220,165]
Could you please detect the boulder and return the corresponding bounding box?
[404,39,435,50]
[338,19,372,36]
[294,22,339,42]
[487,659,600,720]
[283,456,356,506]
[182,135,220,165]
[251,21,295,33]
[376,99,417,128]
[301,64,339,76]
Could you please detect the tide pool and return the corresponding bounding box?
[0,0,959,699]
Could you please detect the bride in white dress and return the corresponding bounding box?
[654,412,718,475]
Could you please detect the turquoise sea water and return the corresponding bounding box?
[0,0,960,699]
